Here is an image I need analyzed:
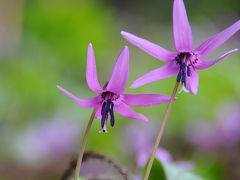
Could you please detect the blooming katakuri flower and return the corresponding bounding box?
[121,0,240,94]
[57,44,172,132]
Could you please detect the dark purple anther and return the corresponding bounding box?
[101,114,107,128]
[101,117,104,128]
[101,102,106,116]
[110,102,114,127]
[177,62,187,83]
[100,97,116,132]
[101,101,108,132]
[106,99,112,113]
[177,72,182,82]
[187,66,191,77]
[182,72,186,87]
[181,63,186,72]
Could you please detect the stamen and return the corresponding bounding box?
[102,118,107,132]
[181,71,186,87]
[100,90,119,132]
[110,102,114,127]
[177,62,187,86]
[99,117,108,133]
[106,99,111,113]
[101,114,106,129]
[187,66,191,77]
[101,102,106,116]
[175,52,195,93]
[177,71,182,82]
[181,63,186,72]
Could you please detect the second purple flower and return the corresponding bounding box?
[121,0,240,94]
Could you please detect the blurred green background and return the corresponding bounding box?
[0,0,239,179]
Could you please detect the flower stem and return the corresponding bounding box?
[143,82,179,180]
[74,107,97,180]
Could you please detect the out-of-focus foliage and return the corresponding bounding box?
[143,158,203,180]
[163,162,203,180]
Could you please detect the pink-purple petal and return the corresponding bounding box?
[195,20,240,57]
[186,68,199,95]
[114,103,148,122]
[195,49,238,70]
[95,105,102,119]
[130,62,179,89]
[122,94,172,107]
[137,147,172,168]
[106,46,129,94]
[86,43,103,93]
[57,85,101,108]
[121,31,176,62]
[173,0,193,52]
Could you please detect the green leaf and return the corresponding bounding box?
[143,158,167,180]
[163,162,204,180]
[144,158,204,180]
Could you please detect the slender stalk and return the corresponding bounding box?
[144,82,179,180]
[74,82,108,180]
[74,107,97,180]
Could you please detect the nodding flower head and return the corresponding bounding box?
[57,44,173,132]
[121,0,240,94]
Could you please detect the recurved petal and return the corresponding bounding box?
[121,31,176,62]
[86,43,103,93]
[114,102,148,121]
[57,85,101,108]
[195,20,240,57]
[122,94,172,107]
[186,68,199,95]
[195,49,238,70]
[173,0,193,52]
[130,62,179,89]
[106,46,129,94]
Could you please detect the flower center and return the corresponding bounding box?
[99,91,119,133]
[175,52,198,87]
[101,91,120,101]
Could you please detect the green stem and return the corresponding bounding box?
[74,107,97,180]
[143,82,179,180]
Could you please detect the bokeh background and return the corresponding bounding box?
[0,0,240,179]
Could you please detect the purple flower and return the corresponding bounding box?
[57,44,172,132]
[124,122,194,171]
[121,0,240,94]
[137,147,194,171]
[185,102,240,150]
[136,147,172,168]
